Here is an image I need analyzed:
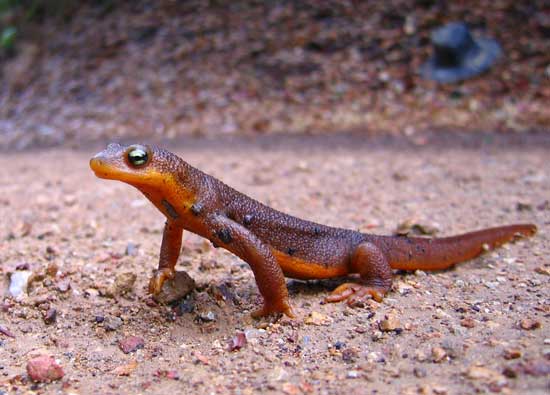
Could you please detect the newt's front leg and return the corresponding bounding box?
[208,214,294,318]
[148,221,183,295]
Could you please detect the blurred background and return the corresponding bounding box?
[0,0,548,150]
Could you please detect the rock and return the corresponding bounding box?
[56,279,71,293]
[45,263,59,277]
[503,348,522,360]
[304,311,333,326]
[154,369,180,380]
[43,308,57,324]
[197,310,217,322]
[342,348,358,363]
[282,382,301,395]
[519,318,541,330]
[172,296,195,316]
[534,266,550,275]
[513,359,550,377]
[441,339,464,359]
[106,272,137,297]
[394,219,439,236]
[112,360,138,376]
[431,346,447,363]
[465,366,506,386]
[125,242,139,256]
[0,324,15,338]
[26,355,64,383]
[8,270,33,298]
[460,317,476,328]
[414,349,427,362]
[413,367,427,378]
[153,271,195,304]
[119,336,145,354]
[432,385,448,395]
[379,313,402,332]
[227,332,247,351]
[104,315,123,331]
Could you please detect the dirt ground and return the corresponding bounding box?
[2,1,548,150]
[0,132,549,395]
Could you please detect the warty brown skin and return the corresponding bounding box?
[90,143,537,318]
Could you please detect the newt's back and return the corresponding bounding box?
[214,177,361,277]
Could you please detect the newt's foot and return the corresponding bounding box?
[251,300,295,319]
[148,268,176,295]
[325,283,387,305]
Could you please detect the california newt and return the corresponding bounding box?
[90,143,537,318]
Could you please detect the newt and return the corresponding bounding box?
[90,143,537,318]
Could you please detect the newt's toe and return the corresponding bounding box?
[325,283,387,305]
[148,268,175,295]
[251,300,295,319]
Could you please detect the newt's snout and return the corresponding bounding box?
[89,156,108,178]
[89,144,127,179]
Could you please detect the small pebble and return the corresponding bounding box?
[56,280,71,293]
[227,332,247,351]
[104,316,123,331]
[431,346,447,363]
[465,366,506,385]
[9,270,33,298]
[26,355,64,383]
[534,266,550,276]
[153,271,195,304]
[304,311,333,326]
[119,336,145,354]
[112,360,138,376]
[520,319,541,330]
[414,350,427,362]
[432,386,448,395]
[125,242,139,256]
[441,339,464,359]
[413,367,427,378]
[0,325,15,338]
[197,311,216,322]
[45,263,58,277]
[108,272,137,296]
[379,313,401,332]
[43,308,57,325]
[460,317,476,328]
[342,348,358,363]
[503,348,522,360]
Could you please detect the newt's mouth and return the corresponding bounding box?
[90,151,162,187]
[89,157,117,179]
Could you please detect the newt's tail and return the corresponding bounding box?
[377,224,537,271]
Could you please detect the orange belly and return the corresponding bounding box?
[272,249,348,280]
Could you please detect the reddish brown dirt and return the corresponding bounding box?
[1,132,548,394]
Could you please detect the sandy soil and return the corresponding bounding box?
[0,132,548,394]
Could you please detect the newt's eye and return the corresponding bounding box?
[127,147,149,167]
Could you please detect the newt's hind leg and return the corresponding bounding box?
[325,242,392,305]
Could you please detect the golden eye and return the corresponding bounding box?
[127,147,149,167]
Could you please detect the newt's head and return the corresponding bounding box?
[90,143,178,187]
